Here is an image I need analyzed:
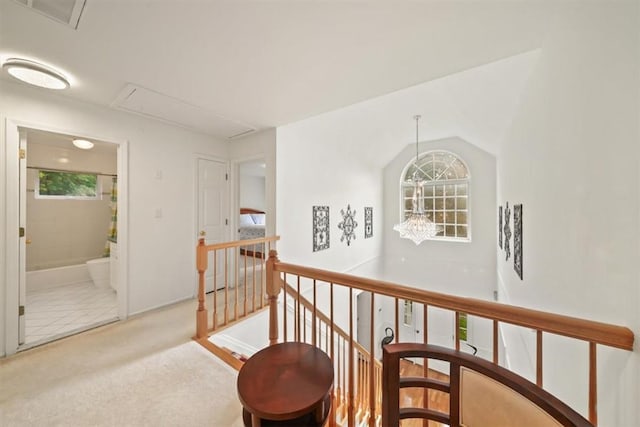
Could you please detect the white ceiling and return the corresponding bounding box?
[0,1,552,143]
[26,128,116,154]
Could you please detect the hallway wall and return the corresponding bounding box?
[495,3,640,425]
[0,80,228,356]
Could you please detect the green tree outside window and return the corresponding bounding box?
[38,170,98,198]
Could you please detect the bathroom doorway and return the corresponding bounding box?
[5,119,128,354]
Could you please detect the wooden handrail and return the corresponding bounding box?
[201,235,280,252]
[271,260,634,351]
[195,244,633,427]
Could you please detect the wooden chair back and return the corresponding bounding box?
[382,343,593,427]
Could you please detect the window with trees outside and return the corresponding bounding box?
[36,170,99,199]
[400,150,470,241]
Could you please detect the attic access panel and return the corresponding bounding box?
[13,0,86,29]
[112,84,256,139]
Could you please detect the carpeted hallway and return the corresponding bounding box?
[0,298,244,426]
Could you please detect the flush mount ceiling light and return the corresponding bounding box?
[393,115,442,245]
[2,58,70,90]
[72,139,94,150]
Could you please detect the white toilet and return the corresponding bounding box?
[87,257,112,290]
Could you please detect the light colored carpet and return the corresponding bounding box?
[0,299,244,426]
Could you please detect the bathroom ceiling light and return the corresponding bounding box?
[72,139,94,150]
[2,58,70,90]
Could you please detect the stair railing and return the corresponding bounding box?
[282,281,383,427]
[264,250,634,427]
[195,236,280,340]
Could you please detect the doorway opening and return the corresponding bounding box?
[235,158,266,257]
[4,120,128,354]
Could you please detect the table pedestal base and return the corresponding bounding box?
[241,394,331,427]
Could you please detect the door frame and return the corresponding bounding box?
[3,118,129,356]
[193,153,230,296]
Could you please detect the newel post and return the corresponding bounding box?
[266,249,283,345]
[196,238,208,339]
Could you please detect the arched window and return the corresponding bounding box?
[399,150,470,241]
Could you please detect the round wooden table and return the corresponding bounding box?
[237,342,334,427]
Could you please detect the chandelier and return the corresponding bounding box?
[393,115,441,245]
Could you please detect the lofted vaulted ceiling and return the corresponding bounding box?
[0,0,552,147]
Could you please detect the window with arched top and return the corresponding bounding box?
[399,150,470,241]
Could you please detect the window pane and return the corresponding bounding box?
[446,212,456,224]
[406,164,418,179]
[451,159,469,178]
[401,151,470,241]
[38,171,98,197]
[432,161,447,180]
[457,212,467,224]
[419,165,431,180]
[445,198,455,210]
[425,198,434,210]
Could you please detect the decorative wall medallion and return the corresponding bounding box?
[503,202,511,261]
[498,206,503,249]
[312,206,330,252]
[364,207,373,239]
[513,204,523,280]
[338,204,358,246]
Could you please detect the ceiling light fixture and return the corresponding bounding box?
[393,115,441,245]
[72,139,94,150]
[2,58,70,90]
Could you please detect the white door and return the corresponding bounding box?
[398,299,419,343]
[18,130,27,345]
[197,158,228,292]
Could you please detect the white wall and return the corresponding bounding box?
[239,175,265,211]
[274,115,384,359]
[383,137,497,299]
[276,118,383,271]
[0,80,228,356]
[496,3,639,424]
[275,102,496,373]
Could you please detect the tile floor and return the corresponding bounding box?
[24,281,118,346]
